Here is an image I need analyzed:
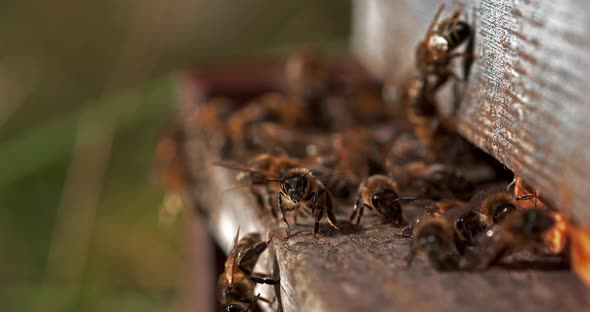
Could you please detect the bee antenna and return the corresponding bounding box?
[425,4,446,39]
[222,184,252,194]
[394,196,420,202]
[264,179,283,183]
[228,227,240,286]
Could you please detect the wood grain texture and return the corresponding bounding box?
[180,77,590,311]
[186,152,590,312]
[354,0,590,227]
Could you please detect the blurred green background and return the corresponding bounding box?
[0,1,350,311]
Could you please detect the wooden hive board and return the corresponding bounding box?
[180,77,590,312]
[353,0,590,227]
[180,0,590,309]
[184,149,590,311]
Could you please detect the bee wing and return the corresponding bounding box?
[248,122,289,156]
[408,199,443,214]
[441,204,474,223]
[468,185,506,213]
[227,227,241,286]
[403,199,441,223]
[213,160,271,176]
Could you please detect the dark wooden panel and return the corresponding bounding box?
[188,158,590,312]
[354,0,590,227]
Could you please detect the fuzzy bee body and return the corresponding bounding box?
[416,4,472,84]
[277,168,339,239]
[350,175,402,225]
[478,208,556,269]
[218,231,278,312]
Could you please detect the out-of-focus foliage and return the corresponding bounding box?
[0,78,184,311]
[0,1,350,311]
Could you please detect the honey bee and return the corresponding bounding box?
[416,4,472,87]
[215,153,299,186]
[504,176,568,253]
[350,174,416,226]
[225,93,311,156]
[386,140,473,200]
[327,128,387,182]
[407,204,475,270]
[408,163,473,200]
[346,83,391,124]
[285,47,330,107]
[190,97,234,136]
[218,229,279,311]
[273,168,340,239]
[401,199,484,249]
[468,186,535,228]
[567,222,590,287]
[385,133,436,187]
[214,153,307,219]
[477,208,557,269]
[399,78,439,142]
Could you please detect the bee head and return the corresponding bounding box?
[455,211,486,243]
[281,172,310,202]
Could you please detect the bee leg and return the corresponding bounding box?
[322,191,339,230]
[266,190,278,220]
[400,225,413,237]
[292,213,298,225]
[238,241,269,272]
[278,193,296,239]
[479,243,511,270]
[356,204,372,225]
[349,194,362,223]
[249,273,280,285]
[313,207,325,239]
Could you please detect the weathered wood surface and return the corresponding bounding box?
[180,81,590,312]
[354,0,590,227]
[187,156,590,311]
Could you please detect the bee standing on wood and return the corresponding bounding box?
[214,153,308,219]
[476,208,557,269]
[273,168,339,239]
[407,204,475,270]
[468,186,535,228]
[416,4,472,89]
[350,174,416,226]
[401,199,485,250]
[218,229,279,312]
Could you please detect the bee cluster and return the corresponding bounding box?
[169,5,590,311]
